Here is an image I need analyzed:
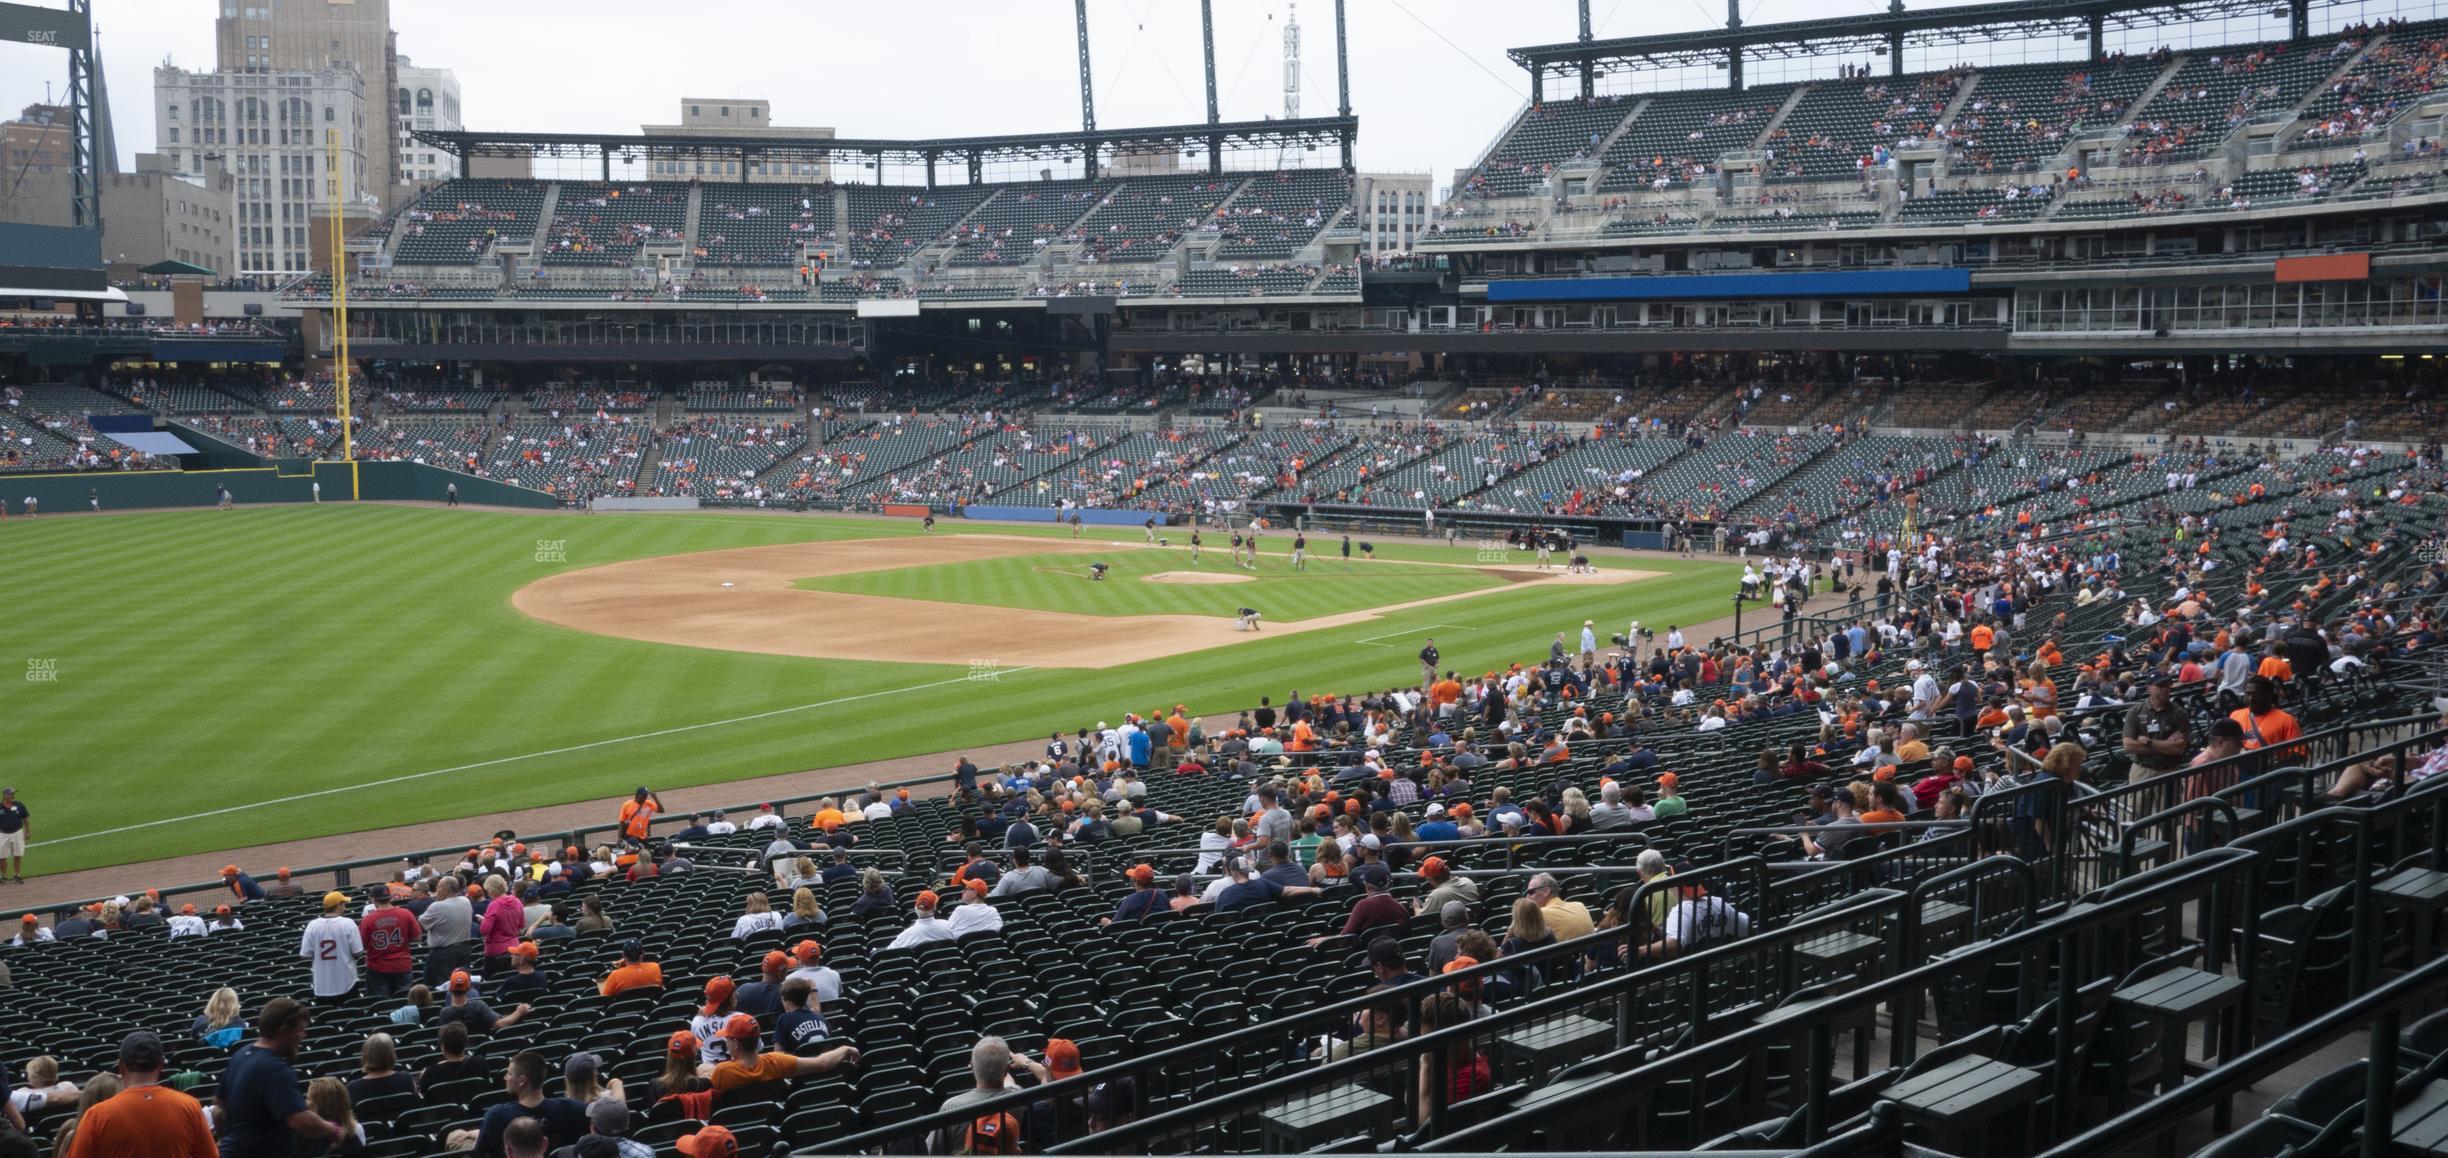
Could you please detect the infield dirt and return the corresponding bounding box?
[512,533,1663,669]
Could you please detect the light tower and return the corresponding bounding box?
[1283,1,1302,121]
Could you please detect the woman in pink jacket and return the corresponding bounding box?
[478,875,526,973]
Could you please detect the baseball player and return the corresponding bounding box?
[1340,535,1352,569]
[1291,532,1308,572]
[1189,529,1202,565]
[1090,562,1110,581]
[1229,530,1245,569]
[1536,531,1553,570]
[1071,513,1083,539]
[1236,607,1263,632]
[1419,638,1440,689]
[1145,518,1158,544]
[1245,528,1262,570]
[1360,540,1375,561]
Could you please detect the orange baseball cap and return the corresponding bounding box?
[1419,856,1448,880]
[143,888,160,901]
[667,1029,701,1056]
[1872,767,1895,783]
[1954,756,1975,772]
[16,914,32,925]
[719,1012,760,1041]
[1045,1038,1082,1077]
[511,941,540,961]
[964,878,989,897]
[220,865,239,877]
[702,976,736,1013]
[761,949,790,972]
[916,889,940,909]
[1126,864,1156,885]
[676,1125,738,1158]
[793,940,823,963]
[1451,803,1472,818]
[449,970,472,992]
[1656,772,1679,789]
[213,904,231,915]
[179,904,197,915]
[276,867,292,880]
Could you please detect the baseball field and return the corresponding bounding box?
[0,504,1742,878]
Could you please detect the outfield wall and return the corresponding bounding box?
[960,504,1164,526]
[0,461,560,514]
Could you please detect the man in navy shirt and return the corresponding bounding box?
[475,1050,589,1157]
[775,977,830,1049]
[219,998,341,1157]
[1213,857,1319,912]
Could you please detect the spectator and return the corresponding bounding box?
[504,1117,550,1158]
[421,874,475,987]
[947,880,1005,937]
[562,1052,623,1106]
[703,1013,859,1092]
[728,951,786,1018]
[888,890,954,949]
[479,876,526,973]
[689,978,743,1066]
[597,940,662,996]
[556,1098,652,1158]
[672,1125,735,1158]
[348,1033,417,1104]
[650,1032,713,1111]
[497,941,551,1002]
[264,867,302,899]
[776,977,829,1050]
[784,939,842,1003]
[440,968,531,1033]
[192,987,244,1049]
[5,1058,74,1117]
[47,1076,120,1158]
[1414,989,1493,1114]
[419,1020,491,1094]
[934,1036,1043,1153]
[218,865,266,906]
[1651,773,1691,820]
[391,984,437,1027]
[57,1032,212,1158]
[360,886,422,1000]
[298,891,364,1003]
[571,896,613,935]
[219,998,342,1158]
[1102,864,1164,926]
[1634,867,1753,959]
[850,869,898,918]
[307,1077,364,1147]
[1524,872,1594,939]
[782,887,825,932]
[991,846,1054,896]
[1415,856,1479,914]
[475,1051,588,1158]
[1318,865,1405,944]
[1215,855,1322,912]
[1425,901,1473,971]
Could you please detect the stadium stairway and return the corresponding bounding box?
[681,186,705,259]
[528,183,562,254]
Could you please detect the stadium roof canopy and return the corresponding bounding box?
[1509,0,2302,76]
[415,114,1359,183]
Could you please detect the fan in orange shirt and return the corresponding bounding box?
[1969,623,1996,653]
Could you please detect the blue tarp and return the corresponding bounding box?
[1488,268,1972,302]
[962,505,1162,526]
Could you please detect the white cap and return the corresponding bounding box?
[1425,803,1446,817]
[1360,834,1382,850]
[1365,748,1380,760]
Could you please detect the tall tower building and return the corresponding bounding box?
[215,0,395,205]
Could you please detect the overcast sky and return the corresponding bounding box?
[0,0,2325,186]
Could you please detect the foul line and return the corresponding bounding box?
[29,667,1034,849]
[1355,624,1476,646]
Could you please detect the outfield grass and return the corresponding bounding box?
[797,547,1504,620]
[0,505,1739,878]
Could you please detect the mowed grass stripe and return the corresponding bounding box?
[4,505,1737,875]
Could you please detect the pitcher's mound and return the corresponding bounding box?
[1143,570,1253,585]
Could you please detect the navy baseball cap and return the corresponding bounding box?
[119,1030,166,1072]
[621,938,646,959]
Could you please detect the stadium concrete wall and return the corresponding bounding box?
[0,462,559,514]
[961,504,1161,526]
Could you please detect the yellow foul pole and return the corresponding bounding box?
[325,128,358,496]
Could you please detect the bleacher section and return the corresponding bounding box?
[1073,175,1237,264]
[1762,68,1968,183]
[2120,35,2365,165]
[944,182,1110,267]
[696,185,834,268]
[1212,170,1350,262]
[2290,20,2448,149]
[1598,85,1794,192]
[1944,58,2162,175]
[842,186,992,269]
[481,416,652,499]
[1465,96,1639,197]
[540,183,690,266]
[652,417,807,501]
[391,179,546,265]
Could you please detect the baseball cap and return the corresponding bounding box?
[511,941,540,962]
[1451,803,1472,819]
[220,865,239,877]
[916,889,940,909]
[621,938,646,960]
[1358,864,1390,889]
[762,949,790,972]
[564,1052,603,1085]
[1954,756,1975,772]
[1125,864,1156,885]
[277,867,293,880]
[1440,900,1469,928]
[179,903,197,915]
[667,1029,701,1056]
[321,891,348,911]
[701,976,736,1013]
[213,904,231,915]
[1656,772,1679,790]
[118,1030,166,1073]
[449,970,472,993]
[1425,802,1445,817]
[676,1126,738,1158]
[1359,834,1381,850]
[1419,856,1448,879]
[719,1012,760,1041]
[1045,1038,1083,1077]
[964,878,990,897]
[793,939,823,964]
